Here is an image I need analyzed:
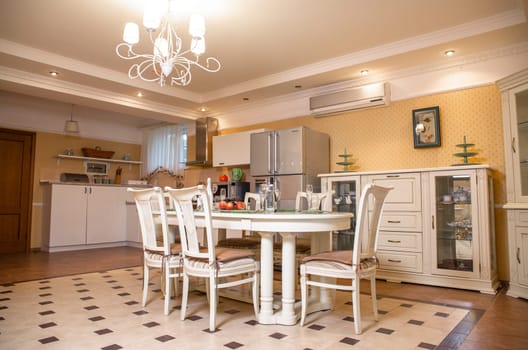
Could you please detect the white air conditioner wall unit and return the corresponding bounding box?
[310,82,390,117]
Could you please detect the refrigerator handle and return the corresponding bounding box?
[267,133,272,173]
[273,132,279,173]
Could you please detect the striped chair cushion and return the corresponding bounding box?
[302,250,377,270]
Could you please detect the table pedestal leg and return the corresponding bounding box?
[257,232,275,324]
[308,231,334,311]
[276,232,298,325]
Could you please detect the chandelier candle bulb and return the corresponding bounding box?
[143,1,162,30]
[123,23,139,44]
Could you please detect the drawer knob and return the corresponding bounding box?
[387,220,401,224]
[388,239,401,243]
[388,259,402,263]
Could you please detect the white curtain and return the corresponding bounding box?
[142,124,186,176]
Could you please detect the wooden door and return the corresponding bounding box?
[0,128,35,253]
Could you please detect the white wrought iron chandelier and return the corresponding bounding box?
[115,0,220,87]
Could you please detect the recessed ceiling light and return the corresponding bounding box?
[360,69,369,76]
[136,92,143,97]
[199,106,207,112]
[49,71,59,76]
[444,50,455,57]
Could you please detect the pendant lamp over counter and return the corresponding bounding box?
[64,104,80,134]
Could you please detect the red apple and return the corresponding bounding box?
[235,201,245,210]
[226,201,235,210]
[218,200,228,210]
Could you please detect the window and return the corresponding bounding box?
[142,124,187,176]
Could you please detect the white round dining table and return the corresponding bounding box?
[189,210,353,325]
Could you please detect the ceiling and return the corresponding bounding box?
[1,0,527,128]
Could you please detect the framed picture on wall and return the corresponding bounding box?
[413,106,440,148]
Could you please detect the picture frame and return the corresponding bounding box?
[413,106,440,148]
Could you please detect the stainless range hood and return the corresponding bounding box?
[186,117,218,166]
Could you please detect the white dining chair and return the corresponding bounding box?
[291,190,333,254]
[127,187,182,316]
[165,185,260,332]
[299,184,392,334]
[244,192,262,211]
[217,191,263,252]
[295,190,332,211]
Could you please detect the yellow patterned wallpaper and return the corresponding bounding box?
[213,84,509,278]
[234,85,504,182]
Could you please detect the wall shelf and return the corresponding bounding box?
[56,154,142,165]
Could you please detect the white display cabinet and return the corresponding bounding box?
[319,165,498,293]
[498,68,528,299]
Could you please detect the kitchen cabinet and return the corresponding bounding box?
[212,129,264,167]
[42,184,128,252]
[126,202,142,247]
[498,69,528,299]
[513,213,528,287]
[319,165,498,293]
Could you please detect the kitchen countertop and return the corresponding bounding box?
[39,180,152,188]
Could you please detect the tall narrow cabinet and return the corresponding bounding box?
[498,68,528,299]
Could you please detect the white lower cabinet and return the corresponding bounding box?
[319,165,498,293]
[126,202,142,247]
[42,184,128,252]
[515,225,528,287]
[506,209,528,298]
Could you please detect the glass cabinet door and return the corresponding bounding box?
[432,172,479,278]
[514,85,528,198]
[321,175,360,250]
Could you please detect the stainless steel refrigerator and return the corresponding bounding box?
[250,126,329,210]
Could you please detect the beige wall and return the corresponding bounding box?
[31,132,141,248]
[186,84,509,279]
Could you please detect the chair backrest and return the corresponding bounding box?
[165,185,214,262]
[295,191,333,211]
[244,192,262,210]
[352,184,392,265]
[127,187,171,255]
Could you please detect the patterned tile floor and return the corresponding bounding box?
[0,266,475,349]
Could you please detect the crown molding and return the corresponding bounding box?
[202,8,527,102]
[0,66,201,121]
